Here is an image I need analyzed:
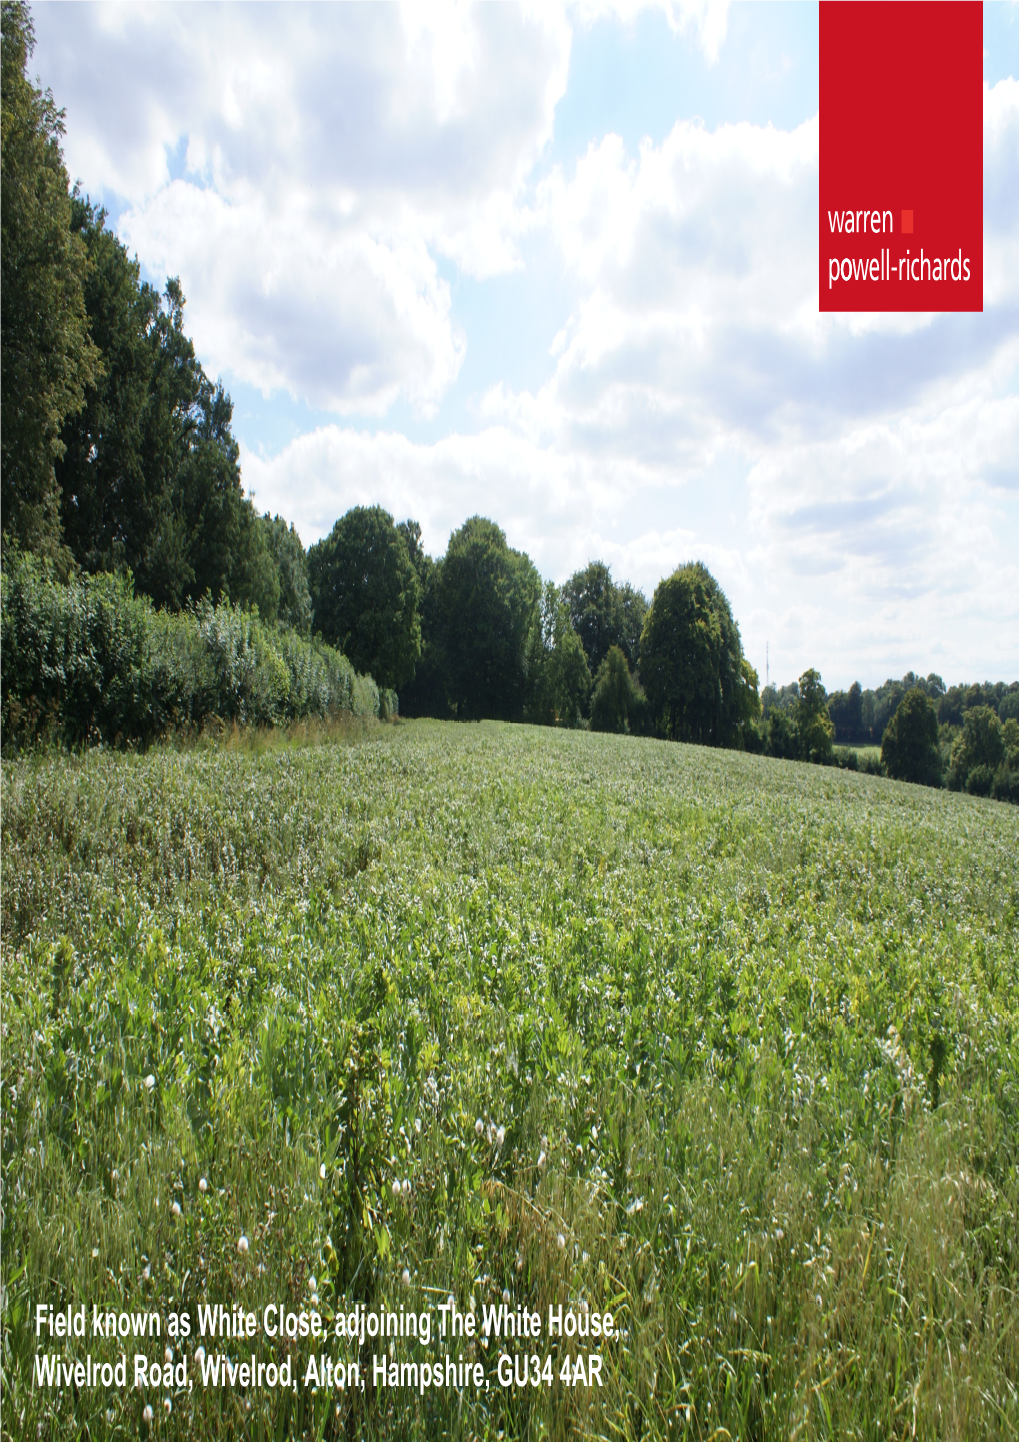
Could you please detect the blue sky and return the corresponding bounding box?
[32,1,1019,688]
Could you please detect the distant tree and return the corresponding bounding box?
[590,645,643,734]
[308,505,421,690]
[616,583,648,669]
[797,668,834,763]
[435,517,541,721]
[764,707,800,760]
[638,562,753,746]
[881,687,941,787]
[828,681,863,742]
[526,583,591,728]
[263,514,312,635]
[562,562,622,676]
[1,0,100,554]
[947,706,1006,796]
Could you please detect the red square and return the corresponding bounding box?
[820,3,982,313]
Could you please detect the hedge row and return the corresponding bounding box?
[1,554,394,750]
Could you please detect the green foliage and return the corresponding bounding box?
[562,562,647,675]
[0,0,100,554]
[881,687,941,787]
[308,505,421,691]
[1,724,1016,1440]
[0,552,378,749]
[947,706,1008,797]
[638,562,753,746]
[261,513,311,635]
[589,644,643,734]
[796,668,834,765]
[52,201,274,620]
[525,584,592,729]
[435,516,541,721]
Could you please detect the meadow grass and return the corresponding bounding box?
[2,721,1016,1440]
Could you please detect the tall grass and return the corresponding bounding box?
[2,723,1016,1439]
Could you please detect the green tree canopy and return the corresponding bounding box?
[590,644,645,734]
[435,516,541,721]
[797,668,834,764]
[525,582,591,729]
[562,561,647,675]
[307,505,421,690]
[1,0,100,554]
[263,514,312,636]
[881,686,941,787]
[638,562,754,745]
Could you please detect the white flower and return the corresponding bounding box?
[502,1288,511,1304]
[308,1275,317,1293]
[402,1267,411,1286]
[319,1163,326,1180]
[496,1126,505,1148]
[391,1179,401,1197]
[171,1201,181,1217]
[142,1404,153,1423]
[164,1347,173,1363]
[92,1247,99,1259]
[194,1346,205,1364]
[556,1233,565,1250]
[237,1235,249,1255]
[475,1117,484,1136]
[537,1151,546,1170]
[198,1177,208,1193]
[401,1178,410,1196]
[144,1075,155,1091]
[142,1265,151,1281]
[163,1398,172,1415]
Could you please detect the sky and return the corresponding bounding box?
[30,0,1019,689]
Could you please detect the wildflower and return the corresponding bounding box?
[194,1346,205,1365]
[165,1347,173,1363]
[92,1247,99,1259]
[537,1151,546,1170]
[556,1233,565,1250]
[142,1265,151,1281]
[475,1118,484,1136]
[402,1267,411,1286]
[308,1275,317,1293]
[320,1163,326,1180]
[401,1178,410,1196]
[237,1235,249,1255]
[502,1288,511,1304]
[171,1201,181,1217]
[143,1404,153,1423]
[198,1177,208,1193]
[164,1398,172,1415]
[144,1075,155,1091]
[496,1126,505,1148]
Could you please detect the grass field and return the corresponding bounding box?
[2,720,1017,1441]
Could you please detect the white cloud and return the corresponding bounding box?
[34,2,571,413]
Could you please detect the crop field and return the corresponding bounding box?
[1,721,1017,1441]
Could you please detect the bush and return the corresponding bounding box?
[833,746,859,771]
[1,553,374,750]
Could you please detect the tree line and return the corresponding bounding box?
[2,0,1016,803]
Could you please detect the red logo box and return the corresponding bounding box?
[819,1,982,313]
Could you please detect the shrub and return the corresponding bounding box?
[1,553,375,750]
